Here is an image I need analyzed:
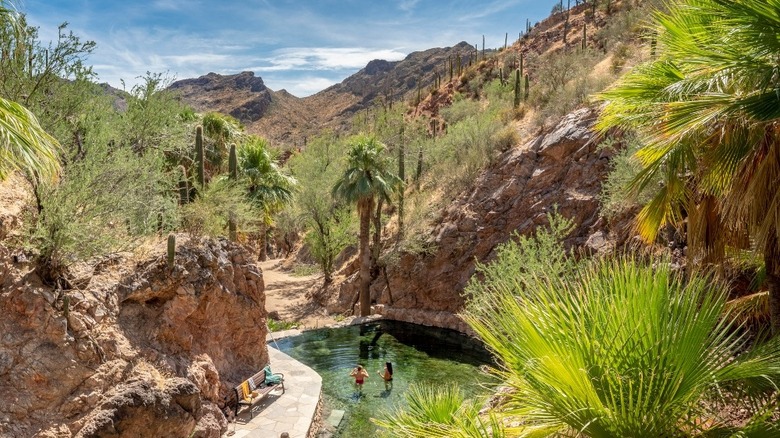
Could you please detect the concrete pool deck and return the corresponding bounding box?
[228,338,321,438]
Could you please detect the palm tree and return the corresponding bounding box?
[596,0,780,332]
[239,136,296,260]
[333,135,400,317]
[0,96,60,182]
[380,257,780,436]
[201,111,243,173]
[0,4,60,183]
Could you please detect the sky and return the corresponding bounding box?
[21,0,558,97]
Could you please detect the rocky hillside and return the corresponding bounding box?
[328,108,622,332]
[168,42,476,147]
[0,236,268,437]
[320,1,644,331]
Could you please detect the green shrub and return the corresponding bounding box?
[29,145,177,282]
[463,256,780,436]
[304,207,354,282]
[374,384,502,438]
[598,134,662,220]
[464,211,575,311]
[180,178,260,238]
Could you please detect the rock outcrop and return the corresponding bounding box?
[169,71,274,123]
[0,237,267,437]
[331,108,618,332]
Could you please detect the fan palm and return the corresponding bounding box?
[239,136,296,259]
[595,0,780,331]
[0,96,60,182]
[461,257,780,437]
[201,111,242,172]
[0,3,60,182]
[332,135,400,316]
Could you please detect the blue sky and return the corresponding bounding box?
[22,0,557,97]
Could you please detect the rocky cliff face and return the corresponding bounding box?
[0,238,267,438]
[169,71,274,123]
[330,108,619,332]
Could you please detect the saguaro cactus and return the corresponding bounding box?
[228,143,237,180]
[195,125,205,190]
[167,234,176,270]
[582,21,587,50]
[524,74,530,101]
[514,69,522,108]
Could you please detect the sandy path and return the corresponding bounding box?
[259,259,338,329]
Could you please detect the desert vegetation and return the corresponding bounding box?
[2,0,780,435]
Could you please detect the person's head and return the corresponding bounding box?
[280,433,290,438]
[386,362,393,375]
[355,365,363,371]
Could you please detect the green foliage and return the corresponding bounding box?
[0,95,61,182]
[180,177,259,238]
[332,134,400,206]
[121,72,192,155]
[426,103,511,198]
[285,132,356,278]
[462,256,780,436]
[0,4,95,108]
[530,48,608,126]
[239,135,296,221]
[464,212,575,311]
[267,318,298,332]
[29,144,177,282]
[374,384,503,438]
[598,135,662,220]
[201,111,243,172]
[304,207,354,281]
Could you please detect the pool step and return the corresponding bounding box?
[326,409,345,428]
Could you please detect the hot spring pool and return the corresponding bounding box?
[271,320,495,437]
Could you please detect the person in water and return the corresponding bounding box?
[350,365,369,389]
[377,362,393,390]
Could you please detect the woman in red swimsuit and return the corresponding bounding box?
[350,365,369,388]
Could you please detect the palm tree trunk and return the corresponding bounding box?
[259,223,268,261]
[358,197,374,317]
[372,198,384,271]
[766,233,780,335]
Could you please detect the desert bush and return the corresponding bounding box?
[464,211,576,311]
[440,95,481,125]
[598,134,662,220]
[286,132,358,279]
[29,145,177,283]
[304,206,354,282]
[180,177,260,238]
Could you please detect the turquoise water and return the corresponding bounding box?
[273,320,495,437]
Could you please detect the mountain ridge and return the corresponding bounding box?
[168,41,477,147]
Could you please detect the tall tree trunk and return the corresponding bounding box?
[766,233,780,335]
[358,197,374,317]
[258,223,268,261]
[372,198,384,271]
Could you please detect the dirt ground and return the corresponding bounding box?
[259,259,339,329]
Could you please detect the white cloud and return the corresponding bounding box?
[398,0,420,12]
[268,76,339,97]
[259,47,406,72]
